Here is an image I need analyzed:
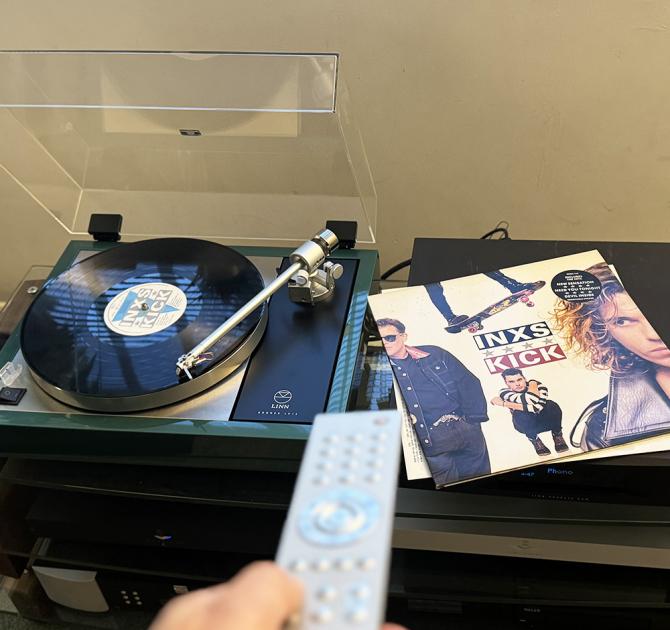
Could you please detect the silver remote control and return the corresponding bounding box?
[276,410,402,629]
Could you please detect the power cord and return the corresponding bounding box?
[480,220,510,240]
[379,220,511,280]
[380,259,413,281]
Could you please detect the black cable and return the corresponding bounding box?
[480,219,510,240]
[379,221,511,281]
[480,226,509,240]
[380,259,412,281]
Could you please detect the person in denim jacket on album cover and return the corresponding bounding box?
[376,317,490,486]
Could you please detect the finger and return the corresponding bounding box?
[150,587,226,630]
[208,561,304,629]
[382,624,409,630]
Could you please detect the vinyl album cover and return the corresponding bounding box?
[369,251,670,488]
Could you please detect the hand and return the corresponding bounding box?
[149,561,407,630]
[490,396,504,406]
[527,381,540,395]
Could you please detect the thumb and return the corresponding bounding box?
[207,561,303,629]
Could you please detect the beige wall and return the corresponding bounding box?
[1,0,670,299]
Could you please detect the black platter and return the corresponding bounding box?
[21,238,267,412]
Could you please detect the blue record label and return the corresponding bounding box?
[103,282,187,336]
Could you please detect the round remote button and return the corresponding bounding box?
[351,584,371,599]
[289,559,308,573]
[316,499,363,532]
[335,557,355,571]
[299,489,380,546]
[316,586,338,602]
[312,558,332,572]
[358,557,376,571]
[310,606,334,623]
[347,605,369,623]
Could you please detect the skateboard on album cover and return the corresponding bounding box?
[446,280,546,334]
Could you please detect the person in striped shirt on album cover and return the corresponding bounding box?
[490,368,569,456]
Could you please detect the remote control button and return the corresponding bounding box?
[342,460,359,470]
[312,558,332,572]
[317,461,333,471]
[366,473,381,483]
[320,448,335,458]
[339,474,356,484]
[313,476,330,485]
[347,606,369,623]
[351,584,371,599]
[348,433,363,443]
[358,557,376,571]
[374,416,390,426]
[316,499,363,531]
[370,445,385,455]
[324,435,340,444]
[310,606,334,623]
[316,586,338,602]
[300,489,379,546]
[335,557,354,571]
[368,459,383,469]
[289,559,308,573]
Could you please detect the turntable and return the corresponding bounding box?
[0,51,379,470]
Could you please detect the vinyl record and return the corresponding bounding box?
[21,238,267,412]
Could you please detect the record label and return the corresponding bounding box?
[103,282,187,337]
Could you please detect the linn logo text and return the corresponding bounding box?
[272,390,293,409]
